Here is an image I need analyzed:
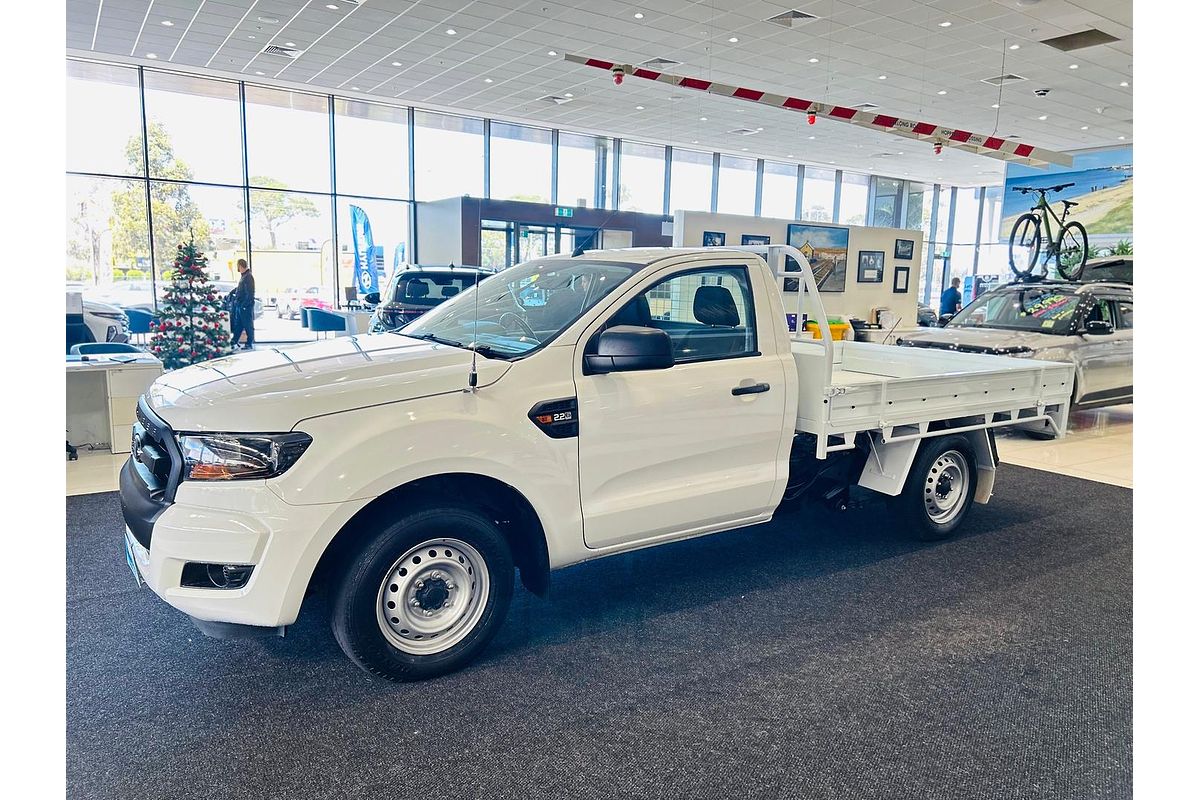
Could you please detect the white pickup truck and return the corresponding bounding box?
[120,245,1073,681]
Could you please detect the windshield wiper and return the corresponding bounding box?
[404,332,511,360]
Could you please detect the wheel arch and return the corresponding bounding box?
[309,472,551,602]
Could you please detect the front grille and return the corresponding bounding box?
[134,398,184,502]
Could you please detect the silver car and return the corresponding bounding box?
[897,281,1132,427]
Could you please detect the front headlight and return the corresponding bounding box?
[177,432,312,481]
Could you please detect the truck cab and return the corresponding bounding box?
[121,246,1072,682]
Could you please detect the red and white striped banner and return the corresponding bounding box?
[565,54,1072,168]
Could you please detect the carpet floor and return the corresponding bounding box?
[66,466,1131,800]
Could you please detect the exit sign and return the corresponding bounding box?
[554,206,574,218]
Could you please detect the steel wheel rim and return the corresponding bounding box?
[375,538,490,655]
[924,450,969,524]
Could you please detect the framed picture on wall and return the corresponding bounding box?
[786,223,849,292]
[741,234,771,246]
[857,250,885,283]
[893,266,910,294]
[894,238,915,260]
[702,231,726,247]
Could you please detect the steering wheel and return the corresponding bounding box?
[498,311,539,342]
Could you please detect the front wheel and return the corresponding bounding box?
[1054,221,1089,280]
[889,435,978,541]
[331,506,514,682]
[1008,213,1043,278]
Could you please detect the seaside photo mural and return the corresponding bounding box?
[1003,145,1132,251]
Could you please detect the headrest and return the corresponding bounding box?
[608,295,652,328]
[693,285,740,327]
[406,282,429,299]
[442,286,459,297]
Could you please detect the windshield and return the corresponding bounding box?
[949,287,1082,334]
[399,258,637,357]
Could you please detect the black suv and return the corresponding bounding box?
[367,265,493,333]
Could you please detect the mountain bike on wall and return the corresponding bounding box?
[1008,182,1090,281]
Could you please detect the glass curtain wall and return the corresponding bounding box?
[716,155,757,216]
[669,149,713,213]
[67,58,1007,343]
[557,132,613,208]
[490,122,552,203]
[618,141,666,213]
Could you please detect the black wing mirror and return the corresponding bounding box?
[364,292,380,305]
[1084,319,1114,335]
[584,326,675,375]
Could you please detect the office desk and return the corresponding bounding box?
[66,355,163,453]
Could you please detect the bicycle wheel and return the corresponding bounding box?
[1054,221,1089,280]
[1008,213,1042,278]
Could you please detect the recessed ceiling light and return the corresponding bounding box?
[484,78,493,83]
[1069,63,1078,69]
[692,140,699,144]
[1009,43,1020,50]
[258,16,279,24]
[547,49,557,55]
[1038,114,1048,120]
[326,4,339,10]
[878,75,887,80]
[391,61,402,67]
[808,57,819,63]
[351,86,360,91]
[756,127,763,131]
[447,29,458,35]
[1080,125,1089,130]
[1118,135,1126,140]
[248,35,256,39]
[285,42,295,47]
[161,20,173,26]
[1119,81,1129,87]
[741,147,748,151]
[991,103,1000,108]
[937,90,947,95]
[700,116,707,121]
[634,12,644,19]
[787,154,794,158]
[728,37,739,43]
[939,21,952,27]
[636,105,644,110]
[255,71,264,75]
[564,92,574,98]
[146,53,157,59]
[808,135,816,140]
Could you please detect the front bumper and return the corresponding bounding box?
[119,451,369,631]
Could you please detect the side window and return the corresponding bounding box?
[1085,298,1118,325]
[1117,299,1133,329]
[605,266,758,362]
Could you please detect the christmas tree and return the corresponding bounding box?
[149,239,233,370]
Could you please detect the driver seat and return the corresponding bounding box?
[680,286,746,359]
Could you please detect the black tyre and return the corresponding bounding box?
[890,435,979,541]
[331,506,514,682]
[1054,221,1089,280]
[1008,213,1042,278]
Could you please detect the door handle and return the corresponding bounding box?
[732,382,771,396]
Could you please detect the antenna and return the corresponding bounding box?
[466,271,480,391]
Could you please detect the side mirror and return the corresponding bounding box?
[1084,319,1114,335]
[937,313,955,328]
[364,292,380,305]
[584,326,675,375]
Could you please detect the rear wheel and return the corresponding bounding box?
[1008,213,1043,278]
[890,435,978,541]
[1054,221,1089,280]
[331,506,514,682]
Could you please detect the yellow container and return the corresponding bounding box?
[806,321,852,341]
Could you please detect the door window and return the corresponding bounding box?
[604,266,757,362]
[1116,299,1133,329]
[1085,298,1119,327]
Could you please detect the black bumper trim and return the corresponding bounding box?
[190,617,287,639]
[120,458,168,550]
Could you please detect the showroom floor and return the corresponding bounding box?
[66,466,1131,799]
[66,404,1134,496]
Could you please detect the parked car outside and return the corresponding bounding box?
[277,286,331,320]
[897,280,1132,431]
[368,265,493,333]
[916,303,937,327]
[211,281,264,320]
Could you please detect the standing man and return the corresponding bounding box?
[939,276,963,319]
[232,258,256,350]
